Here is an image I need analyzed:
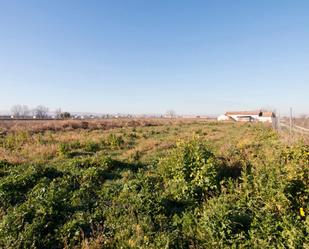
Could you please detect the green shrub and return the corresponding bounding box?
[84,141,100,153]
[60,212,91,247]
[58,142,71,156]
[0,165,62,208]
[107,134,124,149]
[0,176,78,248]
[67,155,113,170]
[159,139,219,202]
[0,160,14,178]
[2,131,30,150]
[0,156,114,249]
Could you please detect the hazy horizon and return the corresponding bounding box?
[1,1,308,116]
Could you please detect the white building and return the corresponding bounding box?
[217,114,230,121]
[217,111,276,124]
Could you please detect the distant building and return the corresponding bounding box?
[217,114,230,121]
[0,115,13,120]
[217,110,276,124]
[181,115,209,119]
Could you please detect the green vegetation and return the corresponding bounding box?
[0,120,308,248]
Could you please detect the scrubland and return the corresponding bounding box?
[0,119,308,248]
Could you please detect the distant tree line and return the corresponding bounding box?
[10,105,71,119]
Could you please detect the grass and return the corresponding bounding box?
[0,119,308,248]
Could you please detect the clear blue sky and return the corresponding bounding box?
[0,0,308,115]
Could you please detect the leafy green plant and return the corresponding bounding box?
[107,134,124,149]
[84,141,100,153]
[159,139,219,202]
[58,142,71,157]
[2,131,30,150]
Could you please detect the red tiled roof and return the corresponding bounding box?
[225,110,275,117]
[225,111,261,116]
[261,112,274,117]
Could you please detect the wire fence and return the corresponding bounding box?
[279,119,309,135]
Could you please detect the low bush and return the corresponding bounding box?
[106,134,124,149]
[159,139,221,202]
[83,141,101,153]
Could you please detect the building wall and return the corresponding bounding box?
[217,115,230,121]
[229,114,259,121]
[257,117,272,123]
[219,113,276,125]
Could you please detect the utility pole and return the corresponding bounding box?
[277,112,281,131]
[289,107,293,142]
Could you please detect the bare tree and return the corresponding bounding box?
[21,105,30,117]
[34,105,49,119]
[166,110,176,118]
[11,105,22,117]
[11,105,30,118]
[55,108,62,119]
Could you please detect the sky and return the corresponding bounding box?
[0,0,308,115]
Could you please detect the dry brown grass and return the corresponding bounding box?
[1,119,291,165]
[21,143,58,162]
[292,116,309,128]
[0,118,208,134]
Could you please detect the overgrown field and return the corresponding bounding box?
[0,120,308,248]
